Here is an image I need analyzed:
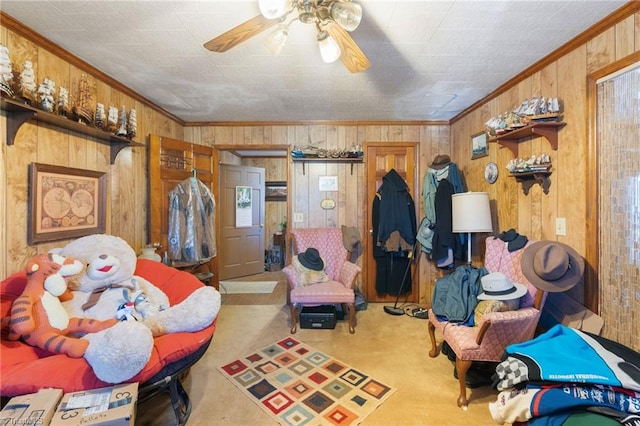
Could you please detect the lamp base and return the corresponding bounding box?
[383,305,405,316]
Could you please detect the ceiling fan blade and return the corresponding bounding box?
[204,14,279,52]
[325,22,371,73]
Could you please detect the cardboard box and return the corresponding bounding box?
[0,388,63,426]
[50,383,138,426]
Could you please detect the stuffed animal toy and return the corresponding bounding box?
[7,252,153,383]
[56,234,221,338]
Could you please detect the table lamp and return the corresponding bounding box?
[452,192,493,264]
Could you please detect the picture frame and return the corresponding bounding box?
[471,132,489,159]
[28,163,107,244]
[265,181,287,201]
[318,176,338,192]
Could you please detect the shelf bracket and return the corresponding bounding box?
[530,127,559,151]
[6,109,34,145]
[512,172,552,195]
[110,142,132,164]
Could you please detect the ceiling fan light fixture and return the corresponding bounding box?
[259,0,291,19]
[317,30,341,63]
[329,1,362,31]
[265,25,289,55]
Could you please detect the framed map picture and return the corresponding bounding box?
[28,163,107,244]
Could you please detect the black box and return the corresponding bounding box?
[300,305,337,329]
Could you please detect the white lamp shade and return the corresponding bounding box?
[259,0,291,19]
[452,192,493,233]
[318,34,341,63]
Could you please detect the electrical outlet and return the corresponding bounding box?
[293,212,304,223]
[555,218,567,236]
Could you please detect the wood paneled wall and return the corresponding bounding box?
[0,23,183,278]
[2,7,638,321]
[450,11,639,313]
[183,124,451,304]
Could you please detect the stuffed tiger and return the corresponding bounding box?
[8,253,118,358]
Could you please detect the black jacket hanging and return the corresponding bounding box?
[371,169,417,295]
[374,168,417,252]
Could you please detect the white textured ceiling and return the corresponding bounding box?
[0,0,628,123]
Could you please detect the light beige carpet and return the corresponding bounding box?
[136,303,500,425]
[219,280,279,294]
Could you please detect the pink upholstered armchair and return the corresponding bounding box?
[427,237,546,409]
[282,228,361,334]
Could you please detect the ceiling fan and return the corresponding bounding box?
[203,0,370,73]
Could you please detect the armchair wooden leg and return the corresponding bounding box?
[427,320,440,358]
[290,304,299,334]
[346,303,356,334]
[455,358,472,410]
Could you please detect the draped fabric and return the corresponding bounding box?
[168,177,217,266]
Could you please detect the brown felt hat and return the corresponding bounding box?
[429,154,451,170]
[341,225,361,252]
[521,241,585,292]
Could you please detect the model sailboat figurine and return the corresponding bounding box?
[57,86,70,118]
[37,77,56,113]
[73,74,93,125]
[17,60,36,105]
[0,45,14,98]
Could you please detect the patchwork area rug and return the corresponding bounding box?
[219,280,278,294]
[218,337,396,425]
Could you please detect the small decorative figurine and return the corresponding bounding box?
[106,106,118,133]
[95,103,106,130]
[126,108,137,139]
[37,77,56,113]
[57,86,70,118]
[0,45,14,98]
[73,74,94,125]
[18,60,37,105]
[116,106,127,137]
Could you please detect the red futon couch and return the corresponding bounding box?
[0,258,216,425]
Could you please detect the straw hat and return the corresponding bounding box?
[477,272,528,301]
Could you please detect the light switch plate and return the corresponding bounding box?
[555,218,567,236]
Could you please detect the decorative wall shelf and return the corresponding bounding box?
[292,157,363,175]
[1,97,142,164]
[510,171,552,195]
[491,122,566,157]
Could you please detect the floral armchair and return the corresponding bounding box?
[427,237,546,409]
[282,228,361,334]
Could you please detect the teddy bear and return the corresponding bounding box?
[7,252,154,384]
[55,234,221,338]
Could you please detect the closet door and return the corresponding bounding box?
[148,135,216,284]
[364,142,418,304]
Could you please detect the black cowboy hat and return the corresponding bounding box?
[298,248,324,271]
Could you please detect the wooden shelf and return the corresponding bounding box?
[491,122,566,156]
[292,156,363,175]
[1,97,143,164]
[509,171,552,195]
